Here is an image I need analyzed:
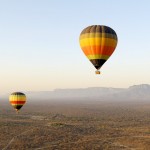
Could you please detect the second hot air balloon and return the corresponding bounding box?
[9,92,26,113]
[79,25,118,74]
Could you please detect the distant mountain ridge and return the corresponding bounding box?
[25,84,150,101]
[2,84,150,101]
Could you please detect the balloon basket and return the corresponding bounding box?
[95,70,100,74]
[16,109,19,114]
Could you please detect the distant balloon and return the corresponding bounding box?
[9,92,26,113]
[79,25,118,74]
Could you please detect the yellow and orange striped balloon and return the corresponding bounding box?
[79,25,118,74]
[9,92,26,113]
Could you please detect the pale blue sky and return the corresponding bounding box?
[0,0,150,94]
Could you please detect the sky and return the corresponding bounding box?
[0,0,150,94]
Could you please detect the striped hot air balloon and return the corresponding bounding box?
[9,92,26,113]
[79,25,118,74]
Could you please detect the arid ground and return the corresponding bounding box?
[0,99,149,150]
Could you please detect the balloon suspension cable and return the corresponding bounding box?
[95,70,100,74]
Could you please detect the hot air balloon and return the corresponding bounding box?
[79,25,118,74]
[9,92,26,113]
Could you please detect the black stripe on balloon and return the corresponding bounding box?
[81,25,117,36]
[14,105,23,110]
[11,92,25,96]
[90,59,106,70]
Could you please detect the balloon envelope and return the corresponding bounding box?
[79,25,118,73]
[9,92,26,112]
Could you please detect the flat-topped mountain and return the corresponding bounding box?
[25,84,150,101]
[2,84,150,101]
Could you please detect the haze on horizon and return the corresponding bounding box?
[0,0,150,94]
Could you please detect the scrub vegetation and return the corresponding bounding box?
[0,99,149,150]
